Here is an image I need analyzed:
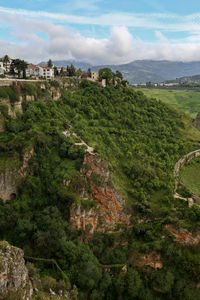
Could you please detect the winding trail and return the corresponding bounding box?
[63,129,95,155]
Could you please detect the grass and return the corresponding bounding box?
[138,88,200,118]
[180,157,200,196]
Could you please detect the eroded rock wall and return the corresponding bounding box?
[70,154,130,233]
[165,224,200,246]
[0,148,33,202]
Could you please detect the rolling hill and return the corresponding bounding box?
[40,60,200,84]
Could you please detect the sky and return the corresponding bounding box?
[1,0,200,64]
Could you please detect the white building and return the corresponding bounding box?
[91,71,99,81]
[39,65,54,79]
[26,64,40,78]
[26,64,54,79]
[0,62,5,75]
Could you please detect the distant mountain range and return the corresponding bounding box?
[39,60,200,84]
[166,74,200,84]
[39,60,92,70]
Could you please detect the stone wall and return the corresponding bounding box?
[0,79,43,87]
[174,149,200,205]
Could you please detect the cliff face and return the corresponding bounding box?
[130,250,163,269]
[1,98,23,119]
[0,241,32,299]
[70,154,130,233]
[0,169,19,202]
[0,148,33,202]
[165,225,200,246]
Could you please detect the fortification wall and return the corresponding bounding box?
[0,79,43,87]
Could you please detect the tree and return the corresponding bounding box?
[54,66,58,77]
[47,59,53,68]
[87,68,91,77]
[68,64,76,77]
[2,55,10,72]
[115,70,123,80]
[76,68,82,77]
[10,59,28,78]
[98,68,114,85]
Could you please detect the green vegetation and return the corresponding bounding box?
[180,156,200,196]
[139,88,200,118]
[0,81,200,299]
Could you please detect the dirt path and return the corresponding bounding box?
[63,129,95,155]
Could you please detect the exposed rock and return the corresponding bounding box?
[70,154,130,233]
[0,241,77,299]
[25,95,35,101]
[19,147,34,178]
[1,98,23,119]
[165,224,200,246]
[40,84,46,90]
[0,147,33,202]
[0,241,32,299]
[121,265,127,273]
[130,250,163,269]
[0,169,18,202]
[188,198,194,208]
[50,87,62,101]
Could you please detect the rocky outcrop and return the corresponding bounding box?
[0,169,19,202]
[165,224,200,246]
[1,98,23,119]
[130,250,163,269]
[25,95,35,102]
[70,154,130,233]
[50,87,62,101]
[0,241,76,299]
[0,241,32,299]
[0,148,33,202]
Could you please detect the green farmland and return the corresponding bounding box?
[138,88,200,118]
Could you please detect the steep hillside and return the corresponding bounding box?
[0,80,200,299]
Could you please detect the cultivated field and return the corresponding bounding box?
[139,88,200,118]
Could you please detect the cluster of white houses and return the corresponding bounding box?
[0,59,54,79]
[0,59,107,86]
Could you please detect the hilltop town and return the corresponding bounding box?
[0,55,128,87]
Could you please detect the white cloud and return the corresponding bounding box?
[1,7,200,64]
